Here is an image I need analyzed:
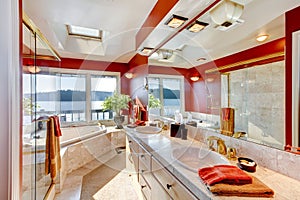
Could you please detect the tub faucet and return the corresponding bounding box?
[207,136,227,155]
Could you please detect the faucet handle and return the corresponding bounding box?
[216,139,227,155]
[207,136,219,151]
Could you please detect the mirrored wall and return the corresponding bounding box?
[221,60,285,149]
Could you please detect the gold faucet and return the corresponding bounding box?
[207,136,227,155]
[153,119,164,128]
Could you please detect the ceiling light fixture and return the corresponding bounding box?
[210,0,244,27]
[197,57,207,62]
[28,66,41,73]
[190,76,200,82]
[256,34,269,42]
[124,72,134,79]
[66,24,102,40]
[187,21,209,33]
[165,14,188,28]
[140,47,154,56]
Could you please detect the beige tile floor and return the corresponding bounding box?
[55,151,143,200]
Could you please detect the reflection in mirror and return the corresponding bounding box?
[221,60,285,149]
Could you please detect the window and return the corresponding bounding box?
[91,75,117,120]
[25,68,119,124]
[148,75,184,117]
[59,74,86,122]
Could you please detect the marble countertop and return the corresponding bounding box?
[125,127,300,200]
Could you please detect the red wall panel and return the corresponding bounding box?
[128,54,149,105]
[285,6,300,145]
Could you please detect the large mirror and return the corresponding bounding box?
[220,60,285,149]
[140,0,300,151]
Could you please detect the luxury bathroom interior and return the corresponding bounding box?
[2,0,300,199]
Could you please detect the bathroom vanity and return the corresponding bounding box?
[125,126,300,200]
[127,133,198,200]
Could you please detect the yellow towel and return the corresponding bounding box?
[45,117,61,183]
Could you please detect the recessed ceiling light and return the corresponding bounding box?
[256,34,269,42]
[165,14,188,28]
[66,24,102,40]
[187,21,209,33]
[140,47,154,56]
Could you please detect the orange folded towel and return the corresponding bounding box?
[198,165,252,186]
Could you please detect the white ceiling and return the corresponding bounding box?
[24,0,300,68]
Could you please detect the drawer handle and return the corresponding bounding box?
[166,184,172,190]
[141,185,147,189]
[129,140,132,143]
[140,155,145,158]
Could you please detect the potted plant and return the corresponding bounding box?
[148,94,162,109]
[102,91,131,128]
[148,94,162,121]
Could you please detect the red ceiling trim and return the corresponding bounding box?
[128,54,148,69]
[194,37,285,74]
[135,0,179,49]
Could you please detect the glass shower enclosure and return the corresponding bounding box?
[22,14,61,199]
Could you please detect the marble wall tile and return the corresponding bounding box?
[191,126,300,182]
[276,150,300,181]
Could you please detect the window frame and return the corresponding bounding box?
[148,74,185,116]
[40,67,120,124]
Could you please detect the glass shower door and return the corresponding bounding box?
[22,20,61,199]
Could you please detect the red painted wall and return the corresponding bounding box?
[128,54,149,105]
[286,6,300,145]
[23,57,131,95]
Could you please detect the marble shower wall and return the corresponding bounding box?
[227,60,285,149]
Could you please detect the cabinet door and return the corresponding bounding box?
[152,158,198,200]
[140,174,151,200]
[151,175,173,200]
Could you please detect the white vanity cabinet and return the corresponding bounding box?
[152,157,198,200]
[126,133,199,200]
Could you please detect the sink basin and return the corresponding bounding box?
[135,126,162,134]
[172,147,230,172]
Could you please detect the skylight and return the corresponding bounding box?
[66,25,102,40]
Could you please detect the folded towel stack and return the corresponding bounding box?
[198,165,274,198]
[198,165,252,186]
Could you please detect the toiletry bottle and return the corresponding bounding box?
[174,110,183,124]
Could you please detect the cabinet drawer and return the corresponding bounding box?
[139,146,151,169]
[140,174,151,200]
[139,160,153,187]
[152,158,198,200]
[127,135,139,153]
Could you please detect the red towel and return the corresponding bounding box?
[222,108,231,121]
[51,116,62,137]
[198,165,252,186]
